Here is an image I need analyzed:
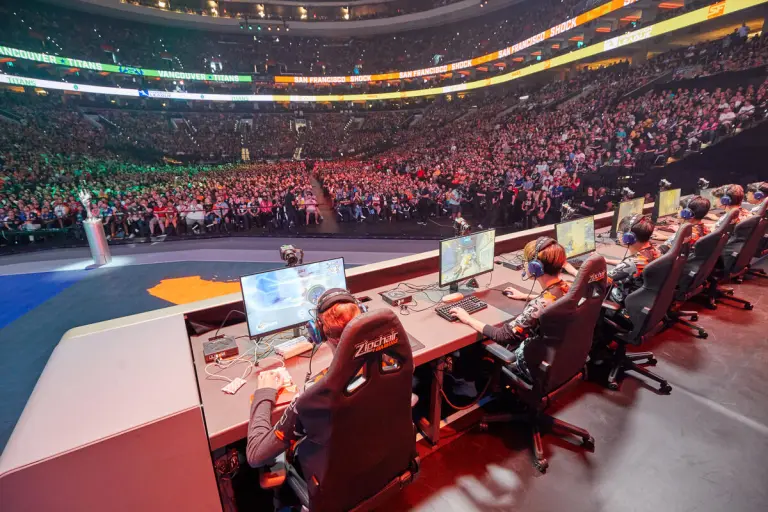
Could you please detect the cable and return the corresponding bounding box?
[434,370,493,411]
[213,309,246,338]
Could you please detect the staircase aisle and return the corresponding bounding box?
[309,175,341,234]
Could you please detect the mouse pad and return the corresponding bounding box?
[476,282,526,317]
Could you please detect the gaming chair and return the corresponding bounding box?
[709,205,768,309]
[667,210,737,338]
[601,223,692,394]
[263,309,418,512]
[748,199,768,278]
[481,254,608,473]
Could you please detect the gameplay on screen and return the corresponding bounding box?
[611,197,645,237]
[240,258,346,336]
[556,216,596,258]
[657,188,681,218]
[439,229,496,287]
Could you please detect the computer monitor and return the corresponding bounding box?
[698,187,716,206]
[240,257,346,337]
[610,197,645,238]
[555,215,596,259]
[439,228,496,292]
[653,188,681,221]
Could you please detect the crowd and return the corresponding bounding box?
[0,161,328,239]
[1,0,614,77]
[2,30,768,244]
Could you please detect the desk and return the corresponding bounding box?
[190,227,631,451]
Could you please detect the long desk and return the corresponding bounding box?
[192,227,632,451]
[0,208,644,512]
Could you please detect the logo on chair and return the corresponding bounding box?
[354,330,399,358]
[588,270,606,283]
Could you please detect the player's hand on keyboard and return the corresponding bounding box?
[503,287,527,300]
[448,307,471,323]
[256,370,283,391]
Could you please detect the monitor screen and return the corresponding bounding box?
[439,229,496,287]
[555,216,596,259]
[612,197,645,236]
[698,187,716,206]
[657,188,681,219]
[240,258,346,337]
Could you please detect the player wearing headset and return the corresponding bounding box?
[450,238,569,382]
[745,182,768,215]
[709,184,747,229]
[658,196,711,254]
[246,288,363,468]
[604,215,660,304]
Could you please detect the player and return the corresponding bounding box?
[246,289,362,468]
[605,215,660,304]
[658,196,711,254]
[708,184,747,229]
[745,182,768,215]
[449,238,569,382]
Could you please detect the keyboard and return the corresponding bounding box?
[569,258,586,270]
[435,296,488,321]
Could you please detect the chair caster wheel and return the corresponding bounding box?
[660,383,672,394]
[608,381,619,391]
[582,436,595,451]
[534,459,548,473]
[647,357,657,366]
[690,314,698,321]
[698,331,708,339]
[744,303,754,310]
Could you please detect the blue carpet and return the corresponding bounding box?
[0,272,87,330]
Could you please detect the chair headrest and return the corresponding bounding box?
[566,253,608,297]
[322,308,413,389]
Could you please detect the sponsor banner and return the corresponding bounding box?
[0,45,251,82]
[3,0,766,102]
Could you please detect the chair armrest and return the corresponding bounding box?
[483,340,515,364]
[602,300,621,311]
[259,454,287,489]
[602,316,628,334]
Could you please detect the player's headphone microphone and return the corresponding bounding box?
[680,196,695,220]
[523,237,557,280]
[307,288,367,344]
[621,214,644,246]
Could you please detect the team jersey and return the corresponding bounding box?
[608,245,661,302]
[482,280,570,381]
[660,222,709,254]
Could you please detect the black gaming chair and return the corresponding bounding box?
[480,254,607,473]
[601,223,692,394]
[709,209,768,309]
[667,211,737,338]
[746,199,768,278]
[263,309,418,512]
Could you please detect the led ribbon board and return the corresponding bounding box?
[0,0,633,85]
[0,46,252,83]
[0,0,762,102]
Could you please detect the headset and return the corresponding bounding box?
[749,182,766,200]
[524,237,557,279]
[680,196,694,220]
[621,214,644,246]
[717,186,733,206]
[307,288,367,344]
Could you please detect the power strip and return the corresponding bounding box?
[274,336,313,359]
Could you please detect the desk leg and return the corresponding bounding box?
[418,357,445,445]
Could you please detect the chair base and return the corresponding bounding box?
[667,310,708,339]
[480,412,594,473]
[607,351,672,394]
[710,285,754,310]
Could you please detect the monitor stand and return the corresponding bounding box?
[449,282,460,293]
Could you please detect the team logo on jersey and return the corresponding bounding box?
[354,331,398,358]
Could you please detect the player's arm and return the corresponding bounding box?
[563,262,578,276]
